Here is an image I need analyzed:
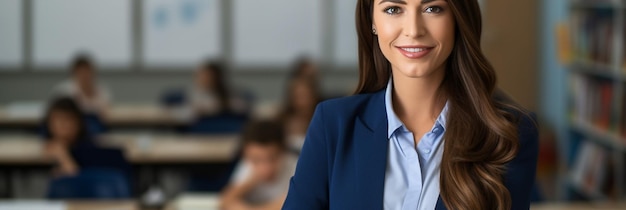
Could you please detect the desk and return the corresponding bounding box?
[106,105,187,127]
[100,133,240,164]
[0,104,186,128]
[531,202,626,210]
[67,201,137,210]
[165,193,219,210]
[0,134,239,165]
[0,134,239,198]
[0,200,137,210]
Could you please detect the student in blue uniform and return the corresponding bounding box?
[43,97,94,177]
[282,0,538,209]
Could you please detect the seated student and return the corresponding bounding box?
[279,78,320,153]
[42,97,94,177]
[220,120,297,210]
[288,57,319,86]
[53,54,111,117]
[189,60,247,117]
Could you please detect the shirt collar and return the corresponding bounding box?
[384,79,449,139]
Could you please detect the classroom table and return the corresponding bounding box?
[0,133,240,198]
[0,200,137,210]
[165,193,219,210]
[0,133,239,165]
[530,202,626,210]
[163,194,626,210]
[0,104,187,129]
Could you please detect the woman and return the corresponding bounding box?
[279,78,321,153]
[43,97,94,177]
[283,0,538,210]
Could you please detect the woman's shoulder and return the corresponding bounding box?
[317,92,382,113]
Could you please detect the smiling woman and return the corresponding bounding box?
[282,0,538,210]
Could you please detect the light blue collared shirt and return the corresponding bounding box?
[383,79,448,210]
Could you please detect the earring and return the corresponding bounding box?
[372,27,377,35]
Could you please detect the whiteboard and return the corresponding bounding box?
[33,0,132,69]
[333,0,359,67]
[233,0,323,67]
[143,0,222,68]
[0,0,22,69]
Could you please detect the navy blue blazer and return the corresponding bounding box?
[282,89,539,210]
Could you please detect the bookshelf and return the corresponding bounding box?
[566,0,626,201]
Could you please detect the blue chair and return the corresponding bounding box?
[47,168,130,199]
[70,147,132,179]
[186,113,247,134]
[160,88,187,107]
[47,147,133,199]
[185,112,246,192]
[186,148,242,192]
[83,113,107,135]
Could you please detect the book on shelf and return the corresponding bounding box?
[623,18,626,71]
[621,91,626,141]
[569,5,615,67]
[570,74,614,130]
[570,140,613,199]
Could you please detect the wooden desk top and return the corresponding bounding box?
[0,134,239,165]
[66,201,137,210]
[0,104,186,127]
[0,200,137,210]
[101,133,240,164]
[531,202,626,210]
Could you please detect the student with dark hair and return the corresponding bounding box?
[189,60,246,116]
[53,54,111,116]
[288,57,319,84]
[220,120,297,210]
[42,97,94,177]
[279,78,320,153]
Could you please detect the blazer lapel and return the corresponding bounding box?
[353,90,389,209]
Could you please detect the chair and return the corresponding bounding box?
[47,147,133,199]
[47,168,130,199]
[70,147,132,179]
[185,113,247,134]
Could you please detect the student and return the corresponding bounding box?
[283,0,538,210]
[288,57,319,86]
[53,55,111,117]
[189,60,246,116]
[42,97,94,177]
[279,78,320,153]
[220,120,297,210]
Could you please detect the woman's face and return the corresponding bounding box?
[49,110,80,145]
[372,0,455,79]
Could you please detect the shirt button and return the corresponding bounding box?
[424,149,431,154]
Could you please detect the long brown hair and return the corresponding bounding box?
[200,60,231,113]
[355,0,522,209]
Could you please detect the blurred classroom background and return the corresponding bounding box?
[0,0,625,209]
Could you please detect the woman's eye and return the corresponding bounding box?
[424,6,443,14]
[384,6,402,15]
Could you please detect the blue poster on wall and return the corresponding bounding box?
[144,0,222,67]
